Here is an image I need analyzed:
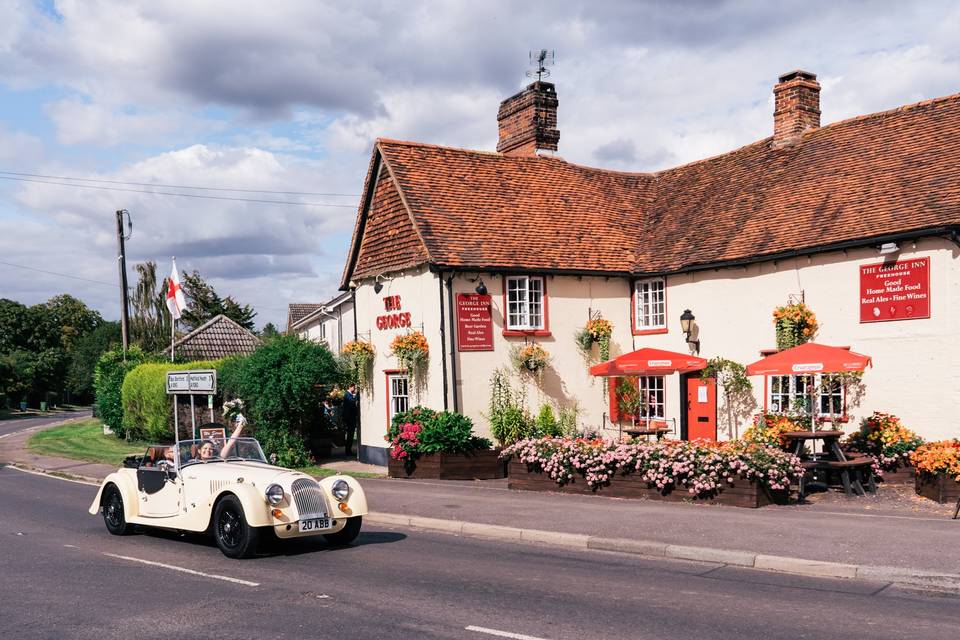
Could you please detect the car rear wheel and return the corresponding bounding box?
[213,495,259,559]
[102,485,133,536]
[324,516,362,546]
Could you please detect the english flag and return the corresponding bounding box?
[166,258,186,320]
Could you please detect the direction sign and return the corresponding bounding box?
[166,369,217,395]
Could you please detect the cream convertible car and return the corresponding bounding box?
[89,437,367,558]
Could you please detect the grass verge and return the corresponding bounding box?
[28,418,385,478]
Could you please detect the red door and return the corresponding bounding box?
[686,375,717,441]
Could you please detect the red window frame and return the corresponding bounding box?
[608,376,667,422]
[631,277,668,336]
[501,275,551,337]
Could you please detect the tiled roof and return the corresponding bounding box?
[287,303,322,332]
[342,92,960,284]
[165,314,260,360]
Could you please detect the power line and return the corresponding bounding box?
[0,170,359,197]
[0,175,358,208]
[0,259,120,288]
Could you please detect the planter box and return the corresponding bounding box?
[507,459,787,508]
[879,464,915,484]
[915,471,960,503]
[389,449,507,480]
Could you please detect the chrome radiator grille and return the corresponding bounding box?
[291,478,329,519]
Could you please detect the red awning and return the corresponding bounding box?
[745,342,872,376]
[589,348,708,377]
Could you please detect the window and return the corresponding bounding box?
[506,276,545,331]
[387,373,409,424]
[319,322,327,341]
[634,278,666,331]
[768,374,844,417]
[639,376,665,419]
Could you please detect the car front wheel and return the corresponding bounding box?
[324,516,362,546]
[213,495,260,559]
[102,485,134,536]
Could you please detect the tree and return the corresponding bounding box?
[67,321,121,402]
[43,294,103,351]
[260,322,280,339]
[179,270,257,331]
[130,261,171,353]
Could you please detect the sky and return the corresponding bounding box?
[1,0,958,329]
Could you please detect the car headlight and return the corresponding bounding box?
[265,484,284,506]
[331,479,350,502]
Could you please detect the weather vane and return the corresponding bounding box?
[526,49,555,81]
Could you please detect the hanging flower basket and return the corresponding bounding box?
[772,302,818,350]
[391,331,429,391]
[342,340,375,392]
[511,343,550,376]
[575,317,613,362]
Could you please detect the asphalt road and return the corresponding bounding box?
[0,410,92,438]
[1,464,957,640]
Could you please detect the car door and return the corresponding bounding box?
[136,447,182,518]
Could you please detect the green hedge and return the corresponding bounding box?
[121,359,221,441]
[93,346,149,438]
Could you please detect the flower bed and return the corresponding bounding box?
[386,406,502,479]
[911,440,960,503]
[844,412,923,481]
[501,437,801,508]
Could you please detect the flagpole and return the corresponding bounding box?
[169,255,176,363]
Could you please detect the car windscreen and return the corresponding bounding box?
[178,437,266,466]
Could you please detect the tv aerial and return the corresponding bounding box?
[526,49,555,82]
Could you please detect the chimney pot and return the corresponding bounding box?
[496,81,560,156]
[772,69,821,148]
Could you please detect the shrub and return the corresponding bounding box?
[93,346,148,438]
[486,369,535,445]
[534,405,562,437]
[121,359,221,441]
[845,411,923,471]
[226,335,340,467]
[386,406,492,461]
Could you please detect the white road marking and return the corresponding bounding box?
[102,553,260,587]
[465,626,553,640]
[4,464,100,486]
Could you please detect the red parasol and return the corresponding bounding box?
[589,348,707,377]
[745,342,872,376]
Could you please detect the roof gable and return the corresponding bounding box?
[165,314,261,360]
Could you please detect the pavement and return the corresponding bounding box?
[4,413,960,594]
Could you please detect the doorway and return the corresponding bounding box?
[685,373,717,441]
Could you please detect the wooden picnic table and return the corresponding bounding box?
[782,430,874,498]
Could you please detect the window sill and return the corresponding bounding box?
[503,329,552,338]
[632,327,668,336]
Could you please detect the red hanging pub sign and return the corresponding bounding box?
[456,293,494,351]
[859,257,930,323]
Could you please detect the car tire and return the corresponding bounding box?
[324,516,362,546]
[102,485,134,536]
[213,495,259,559]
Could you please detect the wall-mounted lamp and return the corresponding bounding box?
[475,278,488,296]
[679,309,700,354]
[878,242,900,255]
[373,274,390,294]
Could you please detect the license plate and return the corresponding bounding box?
[299,517,330,532]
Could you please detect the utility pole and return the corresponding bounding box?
[115,209,132,354]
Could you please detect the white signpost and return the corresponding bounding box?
[166,370,217,442]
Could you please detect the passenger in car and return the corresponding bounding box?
[160,447,176,467]
[197,440,217,460]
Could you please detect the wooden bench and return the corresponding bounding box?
[820,458,875,496]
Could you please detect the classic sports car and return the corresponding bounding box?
[88,437,368,558]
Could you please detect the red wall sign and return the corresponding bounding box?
[376,295,412,330]
[456,293,494,351]
[859,257,930,323]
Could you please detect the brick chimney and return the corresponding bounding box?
[496,81,560,156]
[772,70,821,148]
